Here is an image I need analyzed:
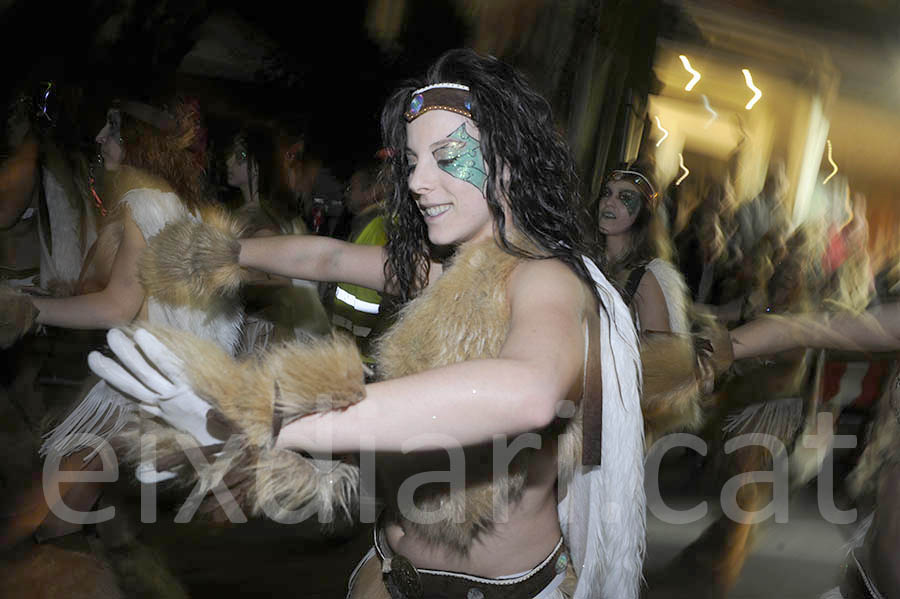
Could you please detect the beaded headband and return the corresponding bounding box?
[609,169,658,207]
[404,83,473,122]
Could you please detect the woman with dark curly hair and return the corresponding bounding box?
[88,49,646,599]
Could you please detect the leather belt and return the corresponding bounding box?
[373,526,569,599]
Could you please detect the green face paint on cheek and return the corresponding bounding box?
[620,192,640,217]
[436,123,487,192]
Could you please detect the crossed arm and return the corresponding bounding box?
[274,258,589,453]
[31,207,146,328]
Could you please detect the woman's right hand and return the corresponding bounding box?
[0,285,39,348]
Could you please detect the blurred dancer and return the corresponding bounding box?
[0,96,243,550]
[223,124,331,350]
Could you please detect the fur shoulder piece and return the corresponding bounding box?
[375,240,522,379]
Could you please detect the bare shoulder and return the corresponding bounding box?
[634,268,670,331]
[637,268,664,299]
[508,258,591,317]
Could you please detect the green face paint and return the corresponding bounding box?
[435,123,486,192]
[619,190,640,217]
[602,184,641,218]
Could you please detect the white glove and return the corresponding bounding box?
[88,328,225,447]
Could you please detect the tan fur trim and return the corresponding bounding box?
[127,324,366,522]
[639,317,734,448]
[138,206,244,308]
[248,446,359,524]
[264,333,367,424]
[375,240,518,379]
[0,286,39,348]
[640,332,705,448]
[146,324,275,446]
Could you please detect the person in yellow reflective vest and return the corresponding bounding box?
[330,158,391,366]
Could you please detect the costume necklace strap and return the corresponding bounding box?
[404,83,473,122]
[623,264,648,305]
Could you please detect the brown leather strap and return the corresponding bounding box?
[582,312,604,466]
[375,524,569,599]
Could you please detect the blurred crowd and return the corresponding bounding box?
[0,50,898,599]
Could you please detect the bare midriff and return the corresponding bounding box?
[383,438,562,578]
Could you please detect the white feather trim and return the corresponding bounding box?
[559,257,645,599]
[126,188,244,355]
[122,189,191,240]
[147,299,244,356]
[646,258,691,334]
[722,395,805,446]
[40,380,136,459]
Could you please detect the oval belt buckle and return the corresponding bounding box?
[383,554,424,599]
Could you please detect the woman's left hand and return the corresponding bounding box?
[88,328,229,446]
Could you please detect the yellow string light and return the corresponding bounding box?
[676,153,690,186]
[742,68,762,109]
[654,116,669,147]
[678,55,701,91]
[823,139,839,184]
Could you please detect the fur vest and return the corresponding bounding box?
[374,239,578,554]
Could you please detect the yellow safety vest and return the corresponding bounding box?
[332,214,388,363]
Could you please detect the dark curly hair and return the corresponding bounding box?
[380,48,601,304]
[118,97,208,211]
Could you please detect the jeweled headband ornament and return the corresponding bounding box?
[404,83,473,122]
[609,169,658,206]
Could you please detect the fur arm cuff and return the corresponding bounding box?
[149,327,367,446]
[134,325,366,522]
[138,206,245,307]
[0,286,39,348]
[640,323,733,446]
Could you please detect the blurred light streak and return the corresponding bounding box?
[823,139,839,184]
[742,68,762,109]
[701,94,718,128]
[678,55,701,91]
[676,153,689,185]
[654,115,669,147]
